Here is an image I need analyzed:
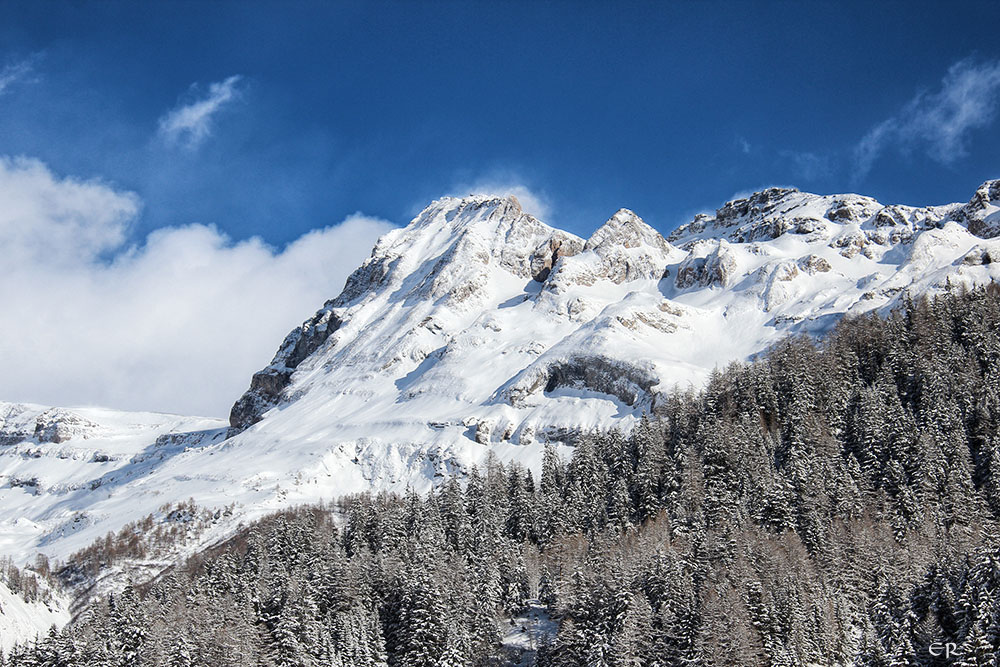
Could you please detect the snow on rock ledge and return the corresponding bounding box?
[498,353,661,410]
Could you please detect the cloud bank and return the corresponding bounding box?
[854,58,1000,179]
[0,157,394,417]
[158,75,244,148]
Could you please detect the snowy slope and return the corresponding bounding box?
[0,402,226,564]
[0,403,231,648]
[0,578,69,653]
[2,180,1000,580]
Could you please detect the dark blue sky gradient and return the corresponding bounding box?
[0,0,998,243]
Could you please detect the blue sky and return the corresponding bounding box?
[2,0,999,240]
[1,0,999,415]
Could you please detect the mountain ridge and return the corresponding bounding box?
[2,179,999,576]
[230,179,1000,432]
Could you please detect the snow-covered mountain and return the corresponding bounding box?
[2,180,999,577]
[223,180,1000,486]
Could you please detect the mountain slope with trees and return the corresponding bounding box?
[7,284,1000,666]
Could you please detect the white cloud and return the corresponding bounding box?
[157,75,244,149]
[0,57,36,96]
[854,58,1000,180]
[0,157,395,417]
[0,157,139,264]
[854,118,895,181]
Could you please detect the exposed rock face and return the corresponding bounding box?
[799,254,831,274]
[671,187,805,243]
[825,197,882,223]
[33,410,101,444]
[0,403,36,446]
[961,180,1000,239]
[474,419,492,444]
[229,309,343,431]
[332,196,572,309]
[542,355,659,406]
[874,207,905,227]
[831,229,871,258]
[1,405,107,445]
[538,210,678,304]
[675,241,739,288]
[962,247,995,266]
[499,354,661,410]
[664,182,1000,252]
[584,209,674,284]
[530,233,584,282]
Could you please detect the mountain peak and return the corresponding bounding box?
[586,208,671,253]
[229,192,577,430]
[531,209,677,289]
[410,193,527,232]
[668,186,810,245]
[666,184,983,247]
[714,187,802,225]
[611,207,640,221]
[229,179,1000,439]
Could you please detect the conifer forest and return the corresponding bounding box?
[7,286,1000,666]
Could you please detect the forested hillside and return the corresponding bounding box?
[7,285,1000,666]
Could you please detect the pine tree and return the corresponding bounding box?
[111,585,147,667]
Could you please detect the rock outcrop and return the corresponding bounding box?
[675,241,740,289]
[960,180,1000,239]
[228,308,343,431]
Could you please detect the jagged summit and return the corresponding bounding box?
[226,179,1000,450]
[405,194,526,234]
[668,179,1000,249]
[229,194,582,430]
[230,180,1000,434]
[586,208,671,251]
[536,208,677,290]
